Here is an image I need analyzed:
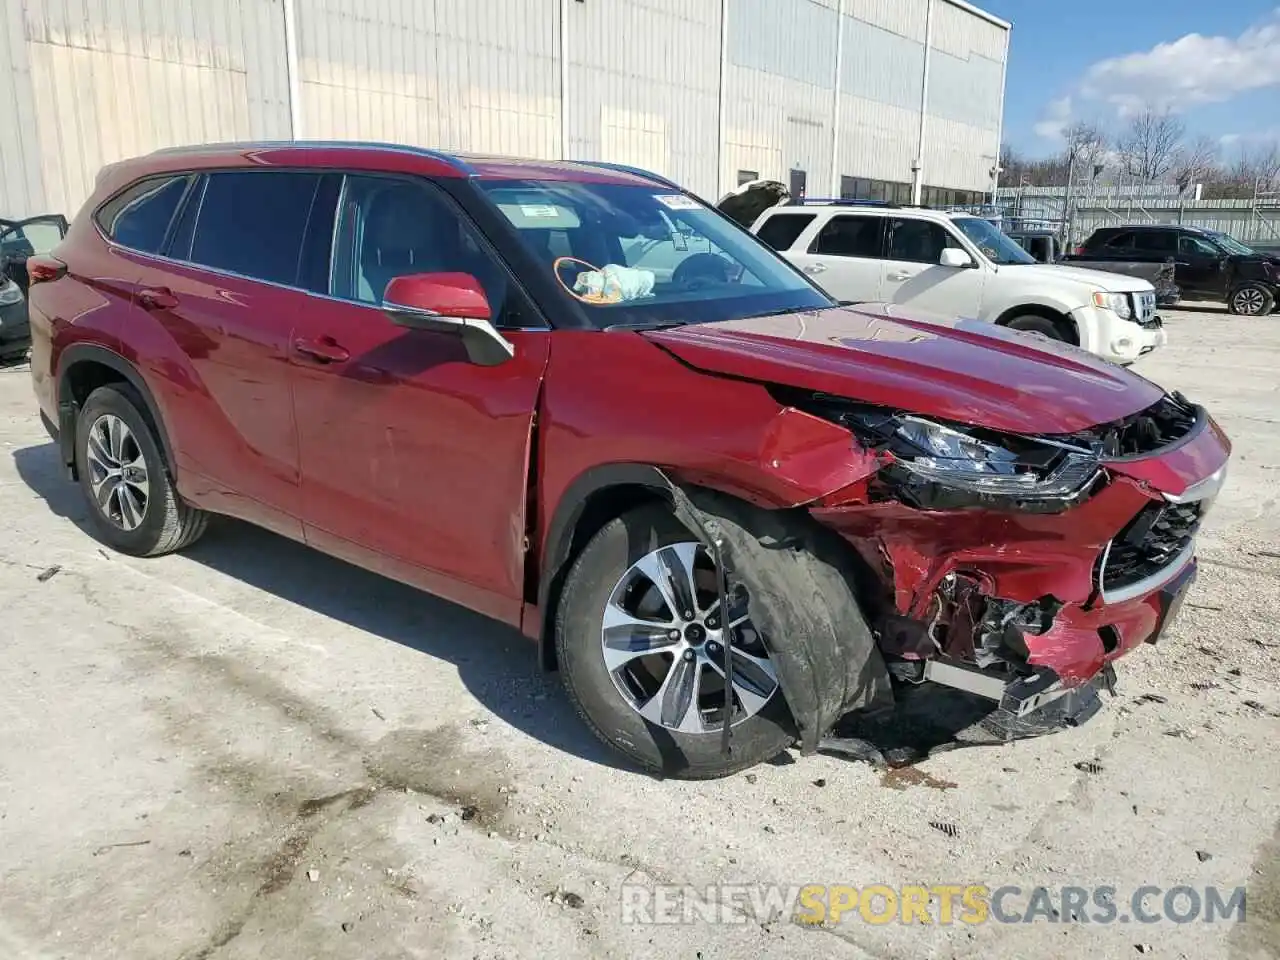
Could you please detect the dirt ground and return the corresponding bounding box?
[1,304,1277,960]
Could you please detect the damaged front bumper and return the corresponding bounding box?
[809,411,1229,738]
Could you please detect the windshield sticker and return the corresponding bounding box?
[520,204,560,218]
[654,194,700,211]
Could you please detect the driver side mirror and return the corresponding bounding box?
[939,248,974,268]
[382,273,515,367]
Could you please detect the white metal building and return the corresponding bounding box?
[0,0,1009,219]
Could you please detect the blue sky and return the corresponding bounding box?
[980,1,1280,157]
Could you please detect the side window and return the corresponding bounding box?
[97,176,190,254]
[756,213,816,251]
[811,215,883,257]
[1180,234,1218,256]
[188,171,322,285]
[1133,232,1177,253]
[886,218,953,264]
[1104,231,1136,250]
[332,175,514,324]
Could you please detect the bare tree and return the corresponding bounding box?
[1115,107,1185,181]
[1171,136,1219,193]
[1063,121,1110,180]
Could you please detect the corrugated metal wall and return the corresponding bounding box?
[0,0,1006,218]
[1,0,290,219]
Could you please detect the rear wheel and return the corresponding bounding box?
[1227,283,1274,317]
[75,384,208,557]
[555,504,795,778]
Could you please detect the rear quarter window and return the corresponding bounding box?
[755,213,816,251]
[96,176,191,254]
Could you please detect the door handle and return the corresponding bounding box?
[137,286,178,310]
[803,262,827,274]
[887,271,915,281]
[292,336,350,364]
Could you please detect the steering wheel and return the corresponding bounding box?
[672,253,734,289]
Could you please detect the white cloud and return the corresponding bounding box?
[1078,9,1280,115]
[1033,96,1073,142]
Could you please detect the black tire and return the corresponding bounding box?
[1227,283,1275,317]
[74,383,208,557]
[555,503,797,778]
[1005,313,1070,341]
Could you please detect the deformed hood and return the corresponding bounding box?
[717,179,790,228]
[644,304,1165,435]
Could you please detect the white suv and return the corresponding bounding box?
[726,193,1166,365]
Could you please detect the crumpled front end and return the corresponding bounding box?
[800,390,1231,733]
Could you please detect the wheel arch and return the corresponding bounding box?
[993,302,1079,345]
[537,464,675,670]
[56,345,174,479]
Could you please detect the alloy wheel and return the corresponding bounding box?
[1233,288,1267,315]
[601,541,779,733]
[85,413,150,531]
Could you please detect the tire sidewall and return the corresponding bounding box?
[1228,284,1274,317]
[555,505,795,777]
[1006,314,1065,341]
[74,386,172,553]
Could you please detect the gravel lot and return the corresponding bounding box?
[1,305,1277,960]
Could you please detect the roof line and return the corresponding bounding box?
[941,0,1011,31]
[573,160,681,189]
[148,140,476,174]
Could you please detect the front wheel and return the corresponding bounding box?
[1005,314,1070,341]
[555,504,796,778]
[1227,283,1275,317]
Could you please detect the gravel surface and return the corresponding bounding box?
[0,305,1277,959]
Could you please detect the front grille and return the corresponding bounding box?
[1064,393,1199,458]
[1101,501,1203,594]
[1132,290,1157,323]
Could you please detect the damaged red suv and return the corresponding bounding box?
[28,143,1230,777]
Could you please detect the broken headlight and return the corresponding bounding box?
[886,416,1100,501]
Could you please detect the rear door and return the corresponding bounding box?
[880,217,984,318]
[288,173,549,625]
[0,215,68,292]
[125,169,329,536]
[786,213,885,301]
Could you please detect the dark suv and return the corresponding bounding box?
[1074,224,1279,316]
[26,142,1230,778]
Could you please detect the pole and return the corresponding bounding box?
[828,0,845,196]
[282,0,303,139]
[716,0,729,196]
[911,0,935,205]
[560,0,571,160]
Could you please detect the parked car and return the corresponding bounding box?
[0,214,68,360]
[1068,224,1279,316]
[28,143,1230,778]
[722,184,1166,365]
[1006,227,1181,307]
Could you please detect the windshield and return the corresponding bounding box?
[477,180,833,328]
[952,217,1036,265]
[1205,230,1254,256]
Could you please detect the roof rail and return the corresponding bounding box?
[576,160,682,189]
[789,197,896,207]
[147,140,475,175]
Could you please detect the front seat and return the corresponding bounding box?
[360,188,448,301]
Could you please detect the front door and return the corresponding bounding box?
[289,174,549,625]
[880,217,985,318]
[1177,234,1226,295]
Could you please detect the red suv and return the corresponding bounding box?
[28,143,1230,778]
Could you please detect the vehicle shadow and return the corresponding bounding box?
[11,441,631,775]
[1164,301,1230,315]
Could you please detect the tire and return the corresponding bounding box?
[1227,283,1275,317]
[555,503,797,778]
[1005,313,1069,341]
[74,383,208,557]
